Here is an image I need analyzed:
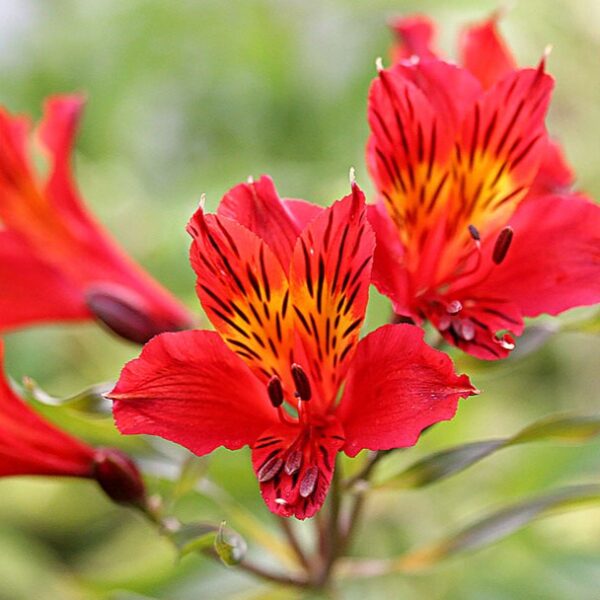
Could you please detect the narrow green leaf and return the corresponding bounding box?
[21,376,113,416]
[337,484,600,579]
[511,415,600,444]
[374,413,600,490]
[396,484,600,571]
[214,521,247,566]
[374,440,504,490]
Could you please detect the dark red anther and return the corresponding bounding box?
[299,466,319,498]
[257,456,283,483]
[92,448,146,506]
[267,376,284,408]
[291,364,311,401]
[492,226,514,265]
[468,224,481,242]
[284,450,303,475]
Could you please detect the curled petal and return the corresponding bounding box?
[110,330,277,455]
[338,324,476,457]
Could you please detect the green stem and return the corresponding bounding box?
[313,460,342,588]
[139,497,310,588]
[277,516,312,573]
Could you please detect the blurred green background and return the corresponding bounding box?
[1,0,600,598]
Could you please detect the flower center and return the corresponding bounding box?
[252,414,345,519]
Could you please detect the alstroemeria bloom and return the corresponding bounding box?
[367,22,600,359]
[0,95,191,343]
[390,13,575,197]
[110,176,476,519]
[0,341,145,505]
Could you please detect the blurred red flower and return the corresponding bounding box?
[0,340,145,505]
[366,14,600,359]
[0,95,191,344]
[110,176,476,519]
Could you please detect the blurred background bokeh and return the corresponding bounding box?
[1,0,600,598]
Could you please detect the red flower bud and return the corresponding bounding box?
[86,287,189,345]
[92,448,146,507]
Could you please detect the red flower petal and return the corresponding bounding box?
[38,94,89,218]
[0,232,88,330]
[187,208,294,385]
[473,194,600,317]
[443,65,554,262]
[251,418,345,519]
[529,139,575,197]
[459,15,516,90]
[218,175,302,269]
[367,60,480,274]
[0,341,94,477]
[425,296,523,360]
[389,15,438,63]
[366,203,411,317]
[283,198,324,231]
[111,330,277,455]
[0,96,191,340]
[289,184,374,409]
[338,324,476,457]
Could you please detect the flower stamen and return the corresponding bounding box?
[492,226,514,264]
[291,364,311,401]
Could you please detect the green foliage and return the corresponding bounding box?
[374,414,600,490]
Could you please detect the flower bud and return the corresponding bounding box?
[86,287,188,345]
[92,448,146,507]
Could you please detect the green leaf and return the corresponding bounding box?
[337,484,600,578]
[170,522,220,557]
[21,377,113,417]
[214,521,247,566]
[396,484,600,571]
[374,414,600,490]
[511,414,600,443]
[376,440,504,490]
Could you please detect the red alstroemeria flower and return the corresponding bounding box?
[110,176,476,519]
[389,13,575,197]
[0,95,191,343]
[0,340,145,505]
[367,22,600,359]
